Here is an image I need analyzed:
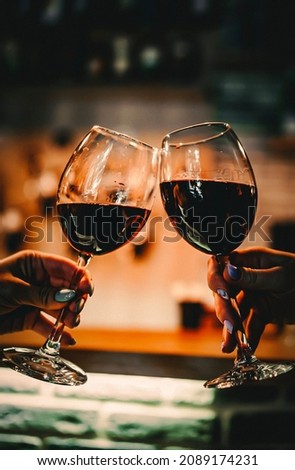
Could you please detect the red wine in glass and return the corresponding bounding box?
[160,179,257,256]
[57,203,151,256]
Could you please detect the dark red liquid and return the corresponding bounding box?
[57,203,151,256]
[160,180,257,255]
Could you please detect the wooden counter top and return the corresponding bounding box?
[1,323,294,361]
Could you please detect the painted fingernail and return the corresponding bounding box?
[74,316,81,327]
[89,281,94,297]
[69,337,76,346]
[216,288,230,300]
[224,319,233,334]
[55,289,76,302]
[227,263,242,281]
[75,298,85,314]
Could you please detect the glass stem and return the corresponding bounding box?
[38,252,92,357]
[230,297,255,364]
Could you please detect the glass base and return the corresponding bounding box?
[204,358,295,389]
[2,347,87,386]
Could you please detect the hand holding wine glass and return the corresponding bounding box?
[207,247,295,354]
[0,250,93,341]
[3,125,159,386]
[160,122,294,388]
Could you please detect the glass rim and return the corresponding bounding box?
[91,125,158,152]
[162,122,232,147]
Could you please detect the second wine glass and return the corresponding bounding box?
[160,122,294,388]
[3,125,159,386]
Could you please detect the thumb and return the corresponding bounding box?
[15,283,77,310]
[224,263,286,292]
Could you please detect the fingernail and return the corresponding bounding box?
[74,316,81,327]
[227,263,242,281]
[221,341,225,352]
[224,319,233,334]
[89,281,94,297]
[55,289,76,302]
[216,288,230,300]
[69,337,76,346]
[75,298,85,314]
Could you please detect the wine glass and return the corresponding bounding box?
[160,122,294,389]
[3,125,159,386]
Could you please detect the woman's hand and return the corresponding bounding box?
[0,250,94,345]
[207,247,295,353]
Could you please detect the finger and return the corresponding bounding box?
[213,292,232,325]
[207,256,240,299]
[41,308,79,329]
[67,294,87,317]
[225,263,291,293]
[37,254,94,295]
[234,290,252,323]
[0,305,33,334]
[207,256,224,290]
[245,308,267,353]
[207,256,232,300]
[0,307,75,346]
[28,311,76,346]
[27,309,77,346]
[230,247,294,269]
[44,294,87,328]
[8,280,79,312]
[13,250,94,296]
[221,323,237,353]
[212,293,241,353]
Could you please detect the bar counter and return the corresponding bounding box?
[0,325,295,372]
[0,323,294,360]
